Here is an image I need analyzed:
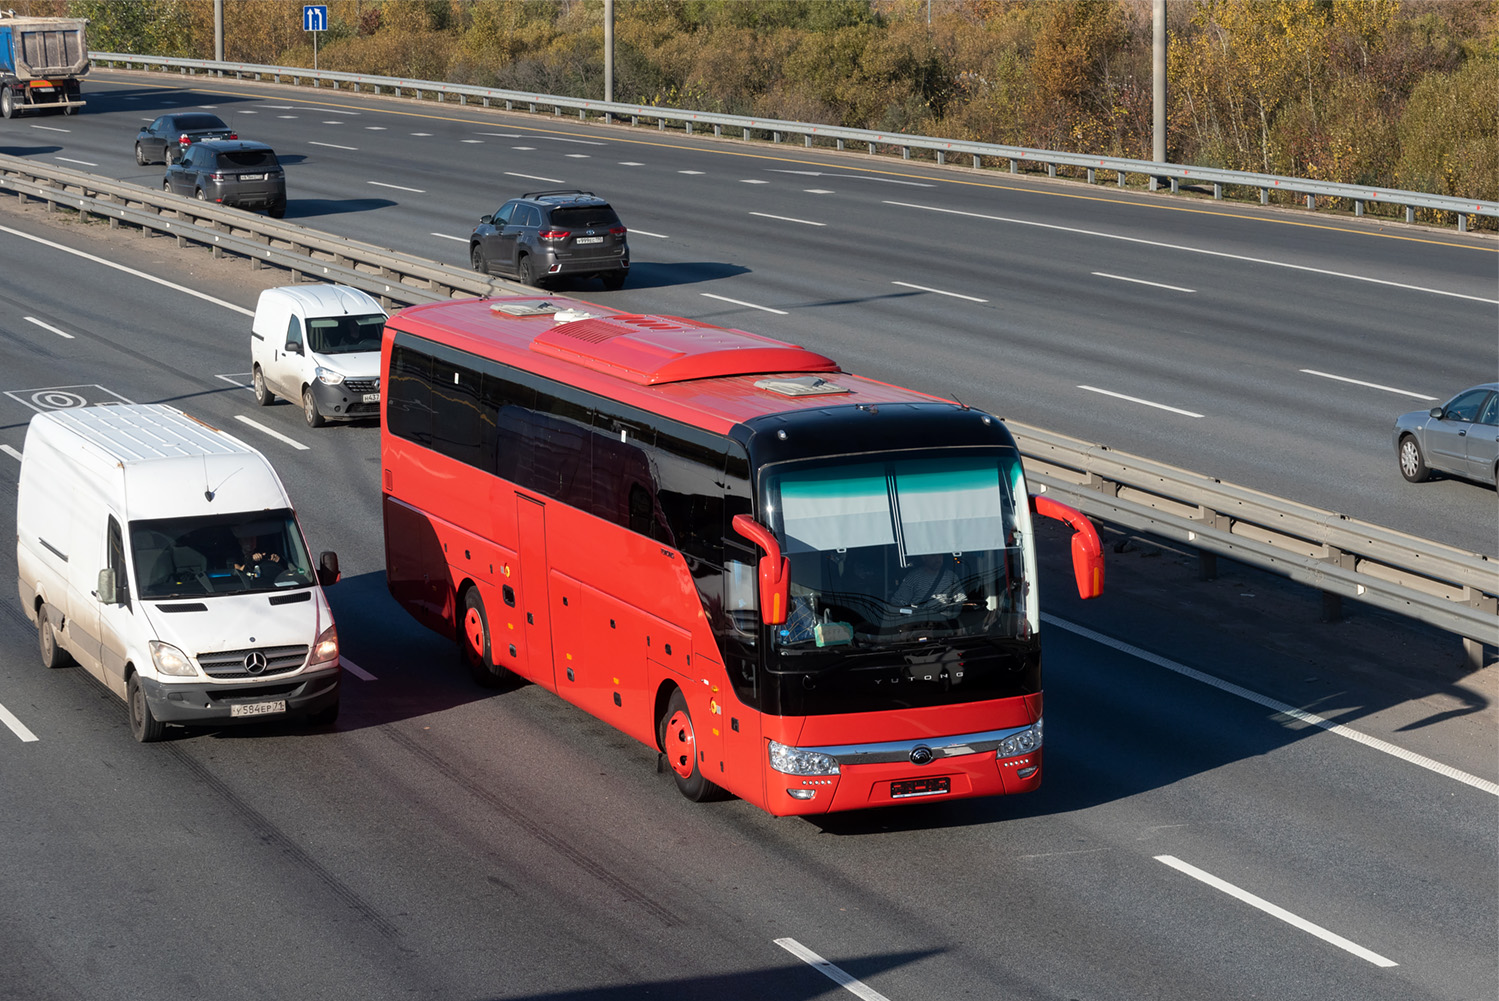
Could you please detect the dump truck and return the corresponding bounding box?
[0,12,88,118]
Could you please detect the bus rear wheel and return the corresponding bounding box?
[659,689,722,802]
[460,588,508,688]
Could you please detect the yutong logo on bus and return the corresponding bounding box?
[910,745,935,766]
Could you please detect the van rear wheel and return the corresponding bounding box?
[252,366,274,406]
[128,673,166,743]
[38,607,71,669]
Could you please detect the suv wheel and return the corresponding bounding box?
[516,255,540,287]
[470,244,488,274]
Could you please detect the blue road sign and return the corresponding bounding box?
[304,5,328,32]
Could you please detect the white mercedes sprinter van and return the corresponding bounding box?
[16,404,342,742]
[250,283,387,428]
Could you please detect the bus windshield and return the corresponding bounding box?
[130,510,316,599]
[762,451,1034,652]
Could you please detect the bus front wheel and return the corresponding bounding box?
[659,689,722,802]
[460,588,508,688]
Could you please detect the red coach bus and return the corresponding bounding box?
[380,294,1102,816]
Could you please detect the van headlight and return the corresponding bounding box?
[998,717,1042,758]
[308,623,339,667]
[768,739,840,776]
[149,640,197,677]
[314,367,345,385]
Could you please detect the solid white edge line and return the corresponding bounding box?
[1077,384,1204,418]
[629,229,669,239]
[749,211,826,227]
[890,280,988,303]
[232,415,310,451]
[1154,855,1399,968]
[24,316,74,339]
[0,224,253,316]
[56,157,98,167]
[1093,271,1196,293]
[700,293,788,315]
[368,180,425,193]
[1299,369,1438,400]
[1043,615,1499,797]
[430,233,468,242]
[504,171,564,184]
[340,657,376,681]
[1,444,22,462]
[309,141,358,151]
[883,200,1499,304]
[774,938,893,1001]
[0,701,40,742]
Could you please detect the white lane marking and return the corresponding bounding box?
[1045,615,1499,796]
[365,126,388,131]
[619,161,644,166]
[769,168,933,187]
[1299,369,1438,401]
[505,171,563,184]
[0,702,39,743]
[1155,855,1398,968]
[774,938,892,1001]
[512,146,536,151]
[565,154,590,159]
[886,200,1499,304]
[1077,385,1204,418]
[679,170,705,175]
[310,141,358,151]
[1094,272,1196,293]
[701,293,788,315]
[461,139,484,144]
[478,132,523,138]
[0,224,252,316]
[25,317,74,339]
[750,211,826,227]
[322,120,344,125]
[368,180,425,193]
[214,374,251,390]
[29,124,69,133]
[232,415,309,451]
[430,233,467,242]
[546,136,605,145]
[741,178,769,184]
[341,657,376,681]
[806,188,834,194]
[1,444,21,462]
[629,229,668,239]
[891,281,988,303]
[409,132,432,136]
[277,115,298,119]
[56,157,98,167]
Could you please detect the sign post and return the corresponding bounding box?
[303,5,328,70]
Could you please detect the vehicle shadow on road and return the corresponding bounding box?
[617,261,750,289]
[283,197,398,219]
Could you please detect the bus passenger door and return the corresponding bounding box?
[516,495,557,692]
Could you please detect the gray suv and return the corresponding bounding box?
[164,140,286,218]
[470,190,629,289]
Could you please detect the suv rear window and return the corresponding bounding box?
[549,206,621,228]
[175,114,227,131]
[218,150,278,168]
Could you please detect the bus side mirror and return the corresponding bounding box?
[1030,495,1104,599]
[318,551,341,587]
[96,568,121,605]
[731,514,790,625]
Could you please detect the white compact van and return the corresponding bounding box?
[250,283,387,427]
[16,404,342,741]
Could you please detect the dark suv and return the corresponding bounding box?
[470,190,629,289]
[163,140,286,217]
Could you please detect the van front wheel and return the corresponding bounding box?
[38,607,71,669]
[302,388,326,428]
[128,674,166,743]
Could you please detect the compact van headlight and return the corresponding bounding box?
[308,624,339,667]
[149,640,197,677]
[998,717,1042,758]
[314,367,345,385]
[768,739,840,776]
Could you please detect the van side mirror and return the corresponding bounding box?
[317,551,340,587]
[1030,494,1104,599]
[731,514,789,625]
[96,568,121,605]
[286,341,302,355]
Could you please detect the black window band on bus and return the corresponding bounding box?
[386,334,752,565]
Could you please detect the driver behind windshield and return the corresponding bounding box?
[890,552,967,609]
[233,533,281,578]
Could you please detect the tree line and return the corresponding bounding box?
[26,0,1498,212]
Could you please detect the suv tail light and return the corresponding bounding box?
[228,132,238,140]
[609,225,627,236]
[538,229,570,242]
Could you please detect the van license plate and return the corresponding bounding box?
[231,700,286,717]
[891,777,949,798]
[362,392,380,403]
[576,236,604,244]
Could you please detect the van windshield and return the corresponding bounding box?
[130,510,315,599]
[307,313,385,355]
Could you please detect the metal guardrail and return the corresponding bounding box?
[1,154,1494,658]
[92,52,1499,233]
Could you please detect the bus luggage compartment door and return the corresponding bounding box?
[516,495,557,692]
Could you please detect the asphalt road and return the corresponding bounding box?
[0,72,1494,1001]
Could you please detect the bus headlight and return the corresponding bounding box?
[308,624,339,666]
[315,367,345,385]
[768,739,840,776]
[149,640,197,677]
[998,717,1042,758]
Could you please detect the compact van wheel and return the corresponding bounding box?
[38,606,71,669]
[459,588,509,688]
[659,689,722,802]
[302,388,325,428]
[128,673,166,743]
[252,365,274,406]
[1398,435,1431,482]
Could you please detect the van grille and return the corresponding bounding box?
[344,378,378,394]
[197,644,308,678]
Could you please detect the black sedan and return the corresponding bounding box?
[135,112,237,165]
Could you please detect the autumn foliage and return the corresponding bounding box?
[25,0,1498,206]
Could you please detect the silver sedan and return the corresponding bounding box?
[1394,382,1499,486]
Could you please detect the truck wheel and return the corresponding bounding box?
[128,673,166,743]
[659,689,723,802]
[302,388,325,428]
[1,87,14,120]
[38,606,71,669]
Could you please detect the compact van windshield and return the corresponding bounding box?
[307,313,385,355]
[130,510,315,599]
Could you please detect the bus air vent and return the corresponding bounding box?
[489,301,568,317]
[754,376,851,397]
